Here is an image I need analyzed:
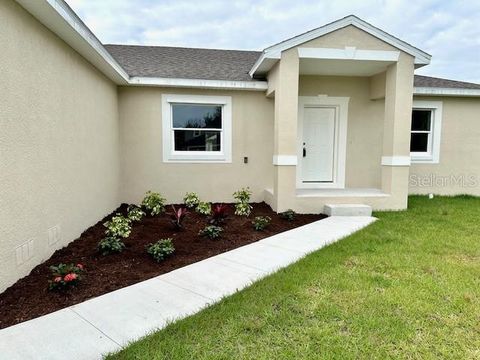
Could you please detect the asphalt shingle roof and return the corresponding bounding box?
[105,44,480,89]
[104,44,261,81]
[414,75,480,89]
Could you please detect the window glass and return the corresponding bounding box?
[172,104,222,129]
[410,133,429,152]
[411,110,431,131]
[174,130,221,151]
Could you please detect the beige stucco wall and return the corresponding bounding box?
[300,25,398,51]
[409,96,480,195]
[0,1,121,292]
[299,75,385,189]
[118,87,274,205]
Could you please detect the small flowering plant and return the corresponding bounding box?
[196,201,212,216]
[48,263,85,291]
[127,205,145,222]
[183,192,200,209]
[104,214,131,238]
[142,190,166,216]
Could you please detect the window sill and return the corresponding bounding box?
[163,155,231,164]
[410,154,438,164]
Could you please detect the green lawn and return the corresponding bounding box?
[107,196,480,359]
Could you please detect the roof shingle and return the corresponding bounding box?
[414,75,480,89]
[105,44,480,89]
[104,44,261,82]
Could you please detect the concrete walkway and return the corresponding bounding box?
[0,216,376,360]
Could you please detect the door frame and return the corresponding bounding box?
[297,95,349,189]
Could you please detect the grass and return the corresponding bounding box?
[107,196,480,359]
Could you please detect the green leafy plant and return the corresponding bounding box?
[146,238,175,263]
[104,214,131,238]
[142,191,166,215]
[98,236,125,255]
[196,201,212,215]
[279,209,296,221]
[235,202,253,216]
[127,205,145,222]
[199,225,223,239]
[48,263,85,291]
[233,187,252,203]
[183,192,200,209]
[233,187,253,216]
[252,216,271,231]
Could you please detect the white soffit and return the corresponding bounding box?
[16,0,129,84]
[250,15,431,77]
[298,47,399,76]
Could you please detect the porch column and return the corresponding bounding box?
[381,52,414,209]
[272,49,299,211]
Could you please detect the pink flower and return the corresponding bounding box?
[64,273,77,282]
[54,276,62,283]
[76,263,84,270]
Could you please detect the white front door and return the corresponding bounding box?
[301,106,336,183]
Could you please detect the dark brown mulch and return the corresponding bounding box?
[0,202,325,329]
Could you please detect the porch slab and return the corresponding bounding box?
[296,188,388,197]
[324,204,373,216]
[0,216,375,360]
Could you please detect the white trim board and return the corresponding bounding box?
[130,77,268,91]
[273,155,297,166]
[297,96,349,189]
[161,94,232,163]
[381,156,411,166]
[414,87,480,97]
[410,100,443,164]
[250,15,431,77]
[297,47,400,62]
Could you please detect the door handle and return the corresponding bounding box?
[303,147,306,157]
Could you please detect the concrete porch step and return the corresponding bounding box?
[324,204,372,217]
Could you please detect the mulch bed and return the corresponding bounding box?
[0,202,325,329]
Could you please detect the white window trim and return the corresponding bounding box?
[411,100,443,164]
[296,95,349,189]
[162,94,232,163]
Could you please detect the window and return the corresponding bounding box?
[162,95,232,162]
[410,100,443,163]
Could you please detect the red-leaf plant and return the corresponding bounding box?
[170,205,189,229]
[210,204,229,225]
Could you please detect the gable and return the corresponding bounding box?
[296,25,397,52]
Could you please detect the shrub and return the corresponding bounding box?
[210,204,229,225]
[196,201,212,215]
[146,238,175,263]
[127,205,145,222]
[233,187,253,216]
[199,225,223,239]
[48,263,84,291]
[279,209,296,221]
[104,214,131,238]
[183,192,200,209]
[98,236,125,255]
[233,187,252,203]
[142,191,166,215]
[169,205,189,229]
[252,216,271,231]
[235,202,253,216]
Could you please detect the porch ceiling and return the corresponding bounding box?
[299,58,395,77]
[298,46,398,77]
